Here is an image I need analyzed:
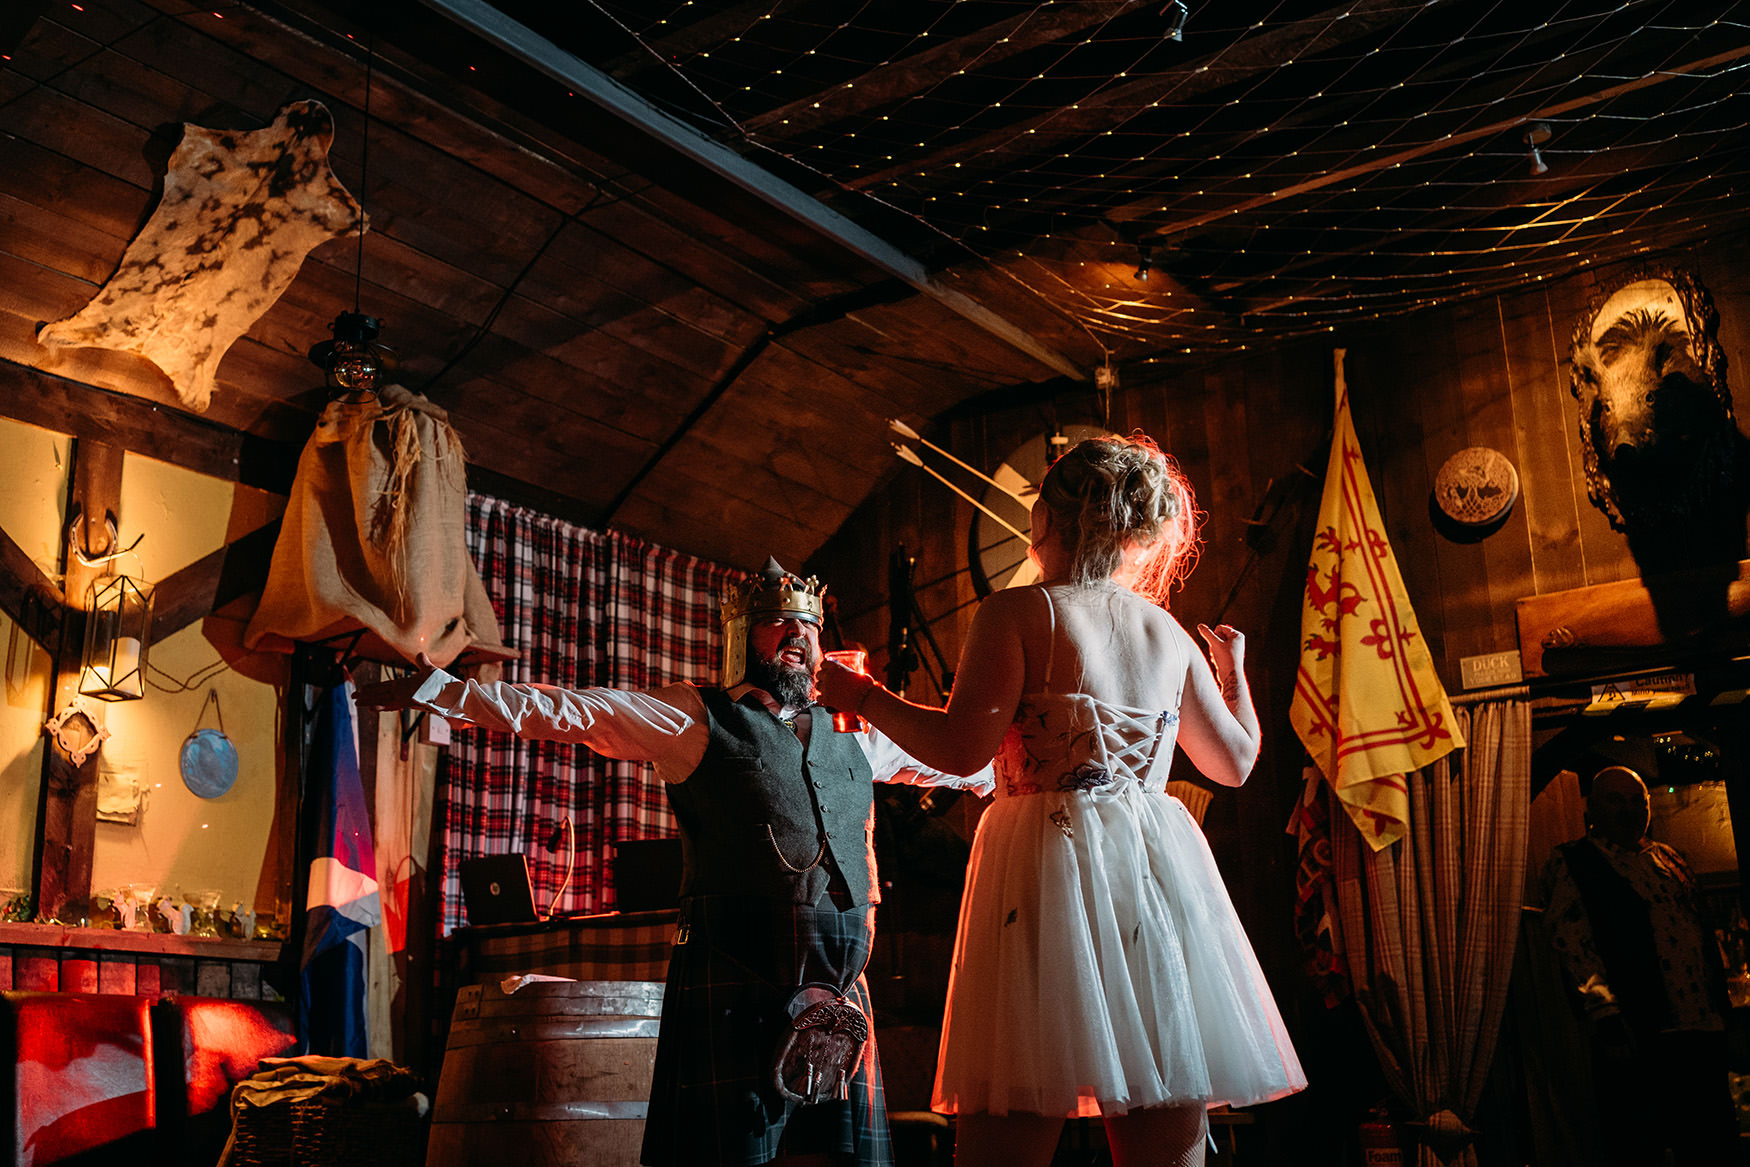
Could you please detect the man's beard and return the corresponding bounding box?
[746,637,816,709]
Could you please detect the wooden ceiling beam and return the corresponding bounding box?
[1,2,53,57]
[417,0,1086,382]
[843,0,1447,194]
[149,519,282,642]
[143,0,616,214]
[743,0,1146,141]
[0,359,299,492]
[598,278,915,526]
[0,524,64,652]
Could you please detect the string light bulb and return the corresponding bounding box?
[1134,243,1153,281]
[642,4,1735,357]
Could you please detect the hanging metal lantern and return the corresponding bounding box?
[308,310,397,403]
[80,575,153,701]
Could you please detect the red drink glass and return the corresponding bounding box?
[823,649,870,733]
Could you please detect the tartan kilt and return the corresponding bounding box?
[640,895,892,1167]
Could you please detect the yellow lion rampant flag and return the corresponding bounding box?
[1290,350,1462,850]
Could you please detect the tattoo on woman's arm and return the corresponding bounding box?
[1221,671,1241,703]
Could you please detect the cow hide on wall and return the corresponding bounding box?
[37,100,363,411]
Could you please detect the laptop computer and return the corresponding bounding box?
[459,853,543,926]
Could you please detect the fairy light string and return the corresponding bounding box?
[547,0,1750,359]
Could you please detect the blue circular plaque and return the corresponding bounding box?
[180,728,239,799]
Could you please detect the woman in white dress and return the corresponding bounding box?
[817,434,1305,1167]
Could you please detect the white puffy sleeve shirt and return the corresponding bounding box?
[406,669,994,794]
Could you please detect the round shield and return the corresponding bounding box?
[1434,447,1519,527]
[180,728,239,799]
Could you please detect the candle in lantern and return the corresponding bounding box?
[112,636,141,686]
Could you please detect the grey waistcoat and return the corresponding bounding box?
[665,688,879,907]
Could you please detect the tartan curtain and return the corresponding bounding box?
[1325,697,1532,1166]
[434,492,744,933]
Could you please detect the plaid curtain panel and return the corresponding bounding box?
[1326,696,1532,1167]
[434,493,744,933]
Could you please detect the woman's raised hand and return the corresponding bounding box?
[1196,624,1245,692]
[353,652,443,711]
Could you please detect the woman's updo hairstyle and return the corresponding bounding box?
[1036,433,1201,604]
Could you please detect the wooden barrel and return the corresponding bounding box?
[426,979,664,1167]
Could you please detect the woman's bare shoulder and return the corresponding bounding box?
[1111,587,1186,631]
[1130,602,1196,670]
[976,584,1047,621]
[1152,604,1192,636]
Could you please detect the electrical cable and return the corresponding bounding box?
[545,815,575,918]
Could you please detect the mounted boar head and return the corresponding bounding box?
[1568,269,1748,566]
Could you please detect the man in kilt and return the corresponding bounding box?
[357,559,990,1166]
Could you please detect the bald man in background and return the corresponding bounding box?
[1543,765,1740,1166]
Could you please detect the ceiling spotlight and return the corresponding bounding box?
[1524,122,1552,176]
[1134,244,1153,282]
[1163,1,1189,42]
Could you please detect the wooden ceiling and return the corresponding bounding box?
[4,0,1747,570]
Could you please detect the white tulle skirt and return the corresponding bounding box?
[931,787,1307,1118]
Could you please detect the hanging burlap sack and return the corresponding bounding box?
[245,386,509,668]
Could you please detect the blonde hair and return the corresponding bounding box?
[1036,433,1201,604]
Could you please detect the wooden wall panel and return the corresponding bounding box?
[1183,369,1233,621]
[1445,297,1520,660]
[1352,325,1454,673]
[1502,284,1587,598]
[1461,301,1538,657]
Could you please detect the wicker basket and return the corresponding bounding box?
[228,1101,297,1167]
[229,1097,424,1167]
[292,1098,423,1164]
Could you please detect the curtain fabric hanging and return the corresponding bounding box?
[433,493,743,933]
[1326,697,1531,1166]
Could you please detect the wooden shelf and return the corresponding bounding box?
[0,922,282,962]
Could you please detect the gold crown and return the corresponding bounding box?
[721,558,826,627]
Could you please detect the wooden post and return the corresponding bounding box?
[32,439,123,924]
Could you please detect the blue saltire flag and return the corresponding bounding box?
[300,679,380,1056]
